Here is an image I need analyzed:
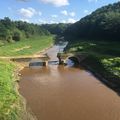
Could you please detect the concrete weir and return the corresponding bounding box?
[9,54,50,67]
[29,61,48,67]
[57,52,87,65]
[68,54,87,65]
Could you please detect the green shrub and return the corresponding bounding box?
[12,30,22,41]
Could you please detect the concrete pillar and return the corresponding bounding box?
[43,61,48,66]
[57,53,63,65]
[45,61,48,66]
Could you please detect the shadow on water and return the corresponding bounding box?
[95,75,120,97]
[22,66,51,76]
[66,58,120,97]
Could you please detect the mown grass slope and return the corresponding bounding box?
[0,35,53,56]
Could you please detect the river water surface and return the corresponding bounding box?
[19,44,120,120]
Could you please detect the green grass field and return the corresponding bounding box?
[0,35,53,56]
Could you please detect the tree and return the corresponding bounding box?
[64,1,120,41]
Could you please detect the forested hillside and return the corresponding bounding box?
[0,17,50,43]
[41,23,70,36]
[64,2,120,41]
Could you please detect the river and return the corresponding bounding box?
[19,44,120,120]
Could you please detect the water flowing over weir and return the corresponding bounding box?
[19,42,120,120]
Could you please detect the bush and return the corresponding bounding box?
[102,57,120,77]
[12,30,22,41]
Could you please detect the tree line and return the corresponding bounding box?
[41,23,70,36]
[64,2,120,41]
[0,17,50,42]
[1,1,120,43]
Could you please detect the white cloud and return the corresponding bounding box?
[19,7,37,18]
[38,11,42,16]
[20,18,29,22]
[84,10,89,13]
[51,14,58,18]
[38,19,59,24]
[61,10,76,17]
[88,0,98,2]
[38,19,47,24]
[61,18,77,23]
[61,20,66,23]
[61,10,68,16]
[40,0,69,7]
[18,7,42,18]
[69,12,75,17]
[49,20,58,24]
[84,10,91,15]
[67,18,76,23]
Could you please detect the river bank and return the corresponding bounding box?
[0,35,53,57]
[0,36,54,120]
[80,55,120,94]
[0,60,35,120]
[65,40,120,94]
[0,58,43,120]
[1,39,119,120]
[19,43,120,120]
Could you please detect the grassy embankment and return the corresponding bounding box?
[0,35,54,120]
[65,40,120,88]
[0,60,23,120]
[0,35,53,56]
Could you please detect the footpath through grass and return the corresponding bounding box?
[65,40,120,85]
[0,35,53,56]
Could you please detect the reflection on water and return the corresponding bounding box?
[29,59,75,68]
[48,61,59,65]
[19,43,120,120]
[66,59,74,67]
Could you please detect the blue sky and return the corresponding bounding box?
[0,0,120,24]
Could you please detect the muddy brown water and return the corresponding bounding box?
[19,45,120,120]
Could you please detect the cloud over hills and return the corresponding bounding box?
[18,7,42,18]
[40,0,69,7]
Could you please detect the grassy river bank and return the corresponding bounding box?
[65,40,120,90]
[0,35,54,120]
[0,60,38,120]
[1,35,120,119]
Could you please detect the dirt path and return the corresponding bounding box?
[0,45,53,60]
